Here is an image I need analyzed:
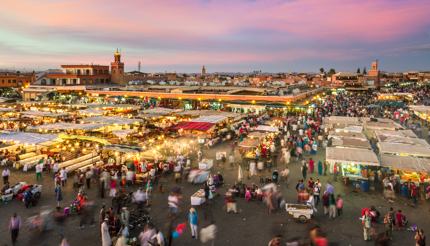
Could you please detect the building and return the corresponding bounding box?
[36,65,110,86]
[366,60,380,88]
[111,49,125,84]
[201,65,206,76]
[0,71,35,88]
[331,72,360,87]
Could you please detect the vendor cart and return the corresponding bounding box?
[285,203,314,223]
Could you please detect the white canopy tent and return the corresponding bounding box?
[326,147,379,166]
[381,154,430,173]
[30,122,107,131]
[0,132,58,145]
[378,142,430,158]
[190,115,228,124]
[254,125,279,133]
[82,116,142,125]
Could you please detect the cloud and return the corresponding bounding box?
[0,0,429,71]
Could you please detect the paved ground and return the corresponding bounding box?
[1,140,430,246]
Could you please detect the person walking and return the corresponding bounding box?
[55,184,63,208]
[383,210,394,240]
[322,191,329,216]
[188,207,198,239]
[9,213,21,245]
[2,167,10,185]
[35,162,43,181]
[415,229,426,246]
[317,160,323,176]
[301,162,308,180]
[328,193,336,219]
[308,158,314,174]
[101,217,112,246]
[336,195,343,216]
[362,210,372,241]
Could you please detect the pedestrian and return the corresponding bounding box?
[9,213,21,245]
[200,221,217,246]
[55,184,63,208]
[301,162,307,180]
[336,194,343,216]
[323,161,328,176]
[328,193,336,219]
[60,167,67,187]
[120,207,130,227]
[109,178,117,197]
[2,167,10,185]
[313,183,321,206]
[362,210,372,241]
[383,210,393,239]
[35,161,43,181]
[188,207,198,239]
[317,160,323,176]
[322,191,329,215]
[85,168,93,189]
[415,229,426,246]
[101,217,112,246]
[308,158,314,174]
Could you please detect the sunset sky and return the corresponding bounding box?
[1,0,429,72]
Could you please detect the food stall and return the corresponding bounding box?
[380,154,430,184]
[326,146,380,191]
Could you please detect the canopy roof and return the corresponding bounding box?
[77,109,104,116]
[326,147,379,166]
[374,129,418,139]
[30,122,106,131]
[82,116,142,125]
[111,129,135,138]
[323,116,369,126]
[103,144,142,153]
[378,142,430,157]
[58,133,110,145]
[247,131,268,139]
[140,107,183,116]
[329,131,367,140]
[190,115,228,124]
[238,138,260,148]
[21,111,69,118]
[0,132,58,145]
[331,137,371,149]
[173,122,215,131]
[364,119,403,131]
[381,154,430,173]
[254,125,279,132]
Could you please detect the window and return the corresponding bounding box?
[77,70,81,75]
[86,69,90,75]
[41,79,46,85]
[62,79,67,85]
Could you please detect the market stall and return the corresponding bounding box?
[326,147,379,190]
[380,154,430,183]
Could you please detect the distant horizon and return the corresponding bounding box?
[1,0,429,73]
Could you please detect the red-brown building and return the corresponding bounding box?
[37,65,110,86]
[111,49,124,84]
[0,72,35,88]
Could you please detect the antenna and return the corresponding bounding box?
[138,61,141,72]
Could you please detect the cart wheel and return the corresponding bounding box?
[298,215,308,223]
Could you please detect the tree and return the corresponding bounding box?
[328,68,336,76]
[319,67,325,74]
[363,67,367,75]
[356,68,361,74]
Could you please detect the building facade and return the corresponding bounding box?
[37,65,110,86]
[0,72,35,88]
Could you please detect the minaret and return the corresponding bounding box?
[111,48,125,84]
[201,65,206,76]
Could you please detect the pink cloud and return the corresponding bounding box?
[2,0,429,42]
